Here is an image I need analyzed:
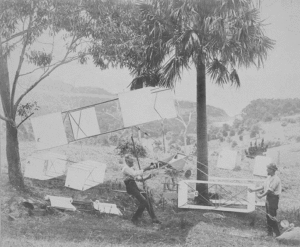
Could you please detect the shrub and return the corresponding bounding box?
[229,130,236,136]
[223,123,230,131]
[222,130,228,137]
[250,130,257,138]
[231,141,238,148]
[116,139,147,158]
[102,138,110,146]
[296,136,300,143]
[281,122,287,127]
[109,134,119,145]
[237,129,243,135]
[239,135,243,141]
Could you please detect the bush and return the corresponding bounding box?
[250,130,257,138]
[229,130,236,136]
[239,135,243,141]
[237,129,243,135]
[263,113,273,122]
[223,123,230,131]
[296,136,300,143]
[231,141,238,148]
[102,138,110,146]
[109,134,119,145]
[116,139,147,158]
[222,130,228,137]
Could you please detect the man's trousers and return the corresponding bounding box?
[124,179,156,221]
[266,194,280,236]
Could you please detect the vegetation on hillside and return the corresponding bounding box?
[242,98,300,122]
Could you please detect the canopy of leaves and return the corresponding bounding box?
[113,0,275,89]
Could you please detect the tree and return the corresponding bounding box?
[175,100,195,154]
[122,0,274,204]
[0,0,129,189]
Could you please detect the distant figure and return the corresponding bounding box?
[122,154,161,224]
[248,142,253,155]
[249,163,282,237]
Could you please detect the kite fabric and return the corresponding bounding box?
[217,150,240,170]
[118,87,177,127]
[69,107,100,140]
[31,112,68,150]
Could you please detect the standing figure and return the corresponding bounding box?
[122,154,161,224]
[249,163,282,237]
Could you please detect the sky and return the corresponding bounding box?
[9,0,300,117]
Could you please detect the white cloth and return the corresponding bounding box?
[263,174,282,196]
[122,165,143,181]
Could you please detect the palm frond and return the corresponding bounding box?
[158,54,190,88]
[229,69,240,87]
[207,59,230,86]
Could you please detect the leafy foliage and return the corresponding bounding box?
[116,139,147,158]
[17,101,39,118]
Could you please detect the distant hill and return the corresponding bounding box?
[242,98,300,122]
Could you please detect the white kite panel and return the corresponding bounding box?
[217,150,239,170]
[24,156,49,180]
[119,87,157,127]
[32,152,68,176]
[253,156,272,177]
[163,153,187,171]
[24,152,68,180]
[178,180,255,213]
[118,87,177,127]
[45,195,76,211]
[65,160,106,191]
[93,201,122,216]
[152,89,177,119]
[69,107,100,140]
[31,112,68,150]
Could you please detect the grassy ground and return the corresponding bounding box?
[1,139,300,247]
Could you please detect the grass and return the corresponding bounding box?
[1,139,300,247]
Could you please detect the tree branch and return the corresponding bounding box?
[16,113,34,128]
[0,114,16,127]
[14,56,79,112]
[10,13,33,116]
[0,30,28,44]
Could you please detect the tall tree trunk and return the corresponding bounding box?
[0,42,25,190]
[6,123,25,189]
[195,59,209,205]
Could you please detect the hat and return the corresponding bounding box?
[267,163,278,171]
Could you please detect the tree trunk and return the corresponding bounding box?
[6,123,25,189]
[195,59,209,205]
[183,129,187,154]
[0,41,25,190]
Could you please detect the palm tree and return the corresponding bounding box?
[128,0,274,204]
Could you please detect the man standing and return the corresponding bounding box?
[122,154,161,224]
[249,163,282,237]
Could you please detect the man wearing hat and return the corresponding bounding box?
[249,163,282,237]
[122,154,161,224]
